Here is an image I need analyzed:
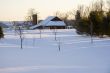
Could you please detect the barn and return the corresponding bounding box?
[30,16,66,29]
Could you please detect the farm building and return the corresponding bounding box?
[30,16,66,29]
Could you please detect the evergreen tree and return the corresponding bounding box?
[75,0,110,37]
[0,26,4,39]
[89,11,105,36]
[75,10,83,34]
[106,11,110,36]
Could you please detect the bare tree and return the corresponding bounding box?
[107,0,110,11]
[18,27,24,49]
[15,26,24,49]
[54,11,71,26]
[58,39,61,51]
[53,27,57,41]
[32,35,36,47]
[54,11,69,20]
[54,11,61,17]
[12,21,17,35]
[91,0,104,11]
[27,8,36,20]
[90,21,93,43]
[25,8,39,26]
[39,29,42,39]
[57,38,61,52]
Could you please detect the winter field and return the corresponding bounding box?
[0,29,110,73]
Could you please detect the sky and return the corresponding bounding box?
[0,0,94,21]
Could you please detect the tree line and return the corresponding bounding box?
[75,0,110,37]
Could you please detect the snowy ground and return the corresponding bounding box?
[0,29,110,73]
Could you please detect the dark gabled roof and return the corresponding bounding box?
[51,17,62,21]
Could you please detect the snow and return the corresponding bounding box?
[0,29,110,73]
[45,21,65,26]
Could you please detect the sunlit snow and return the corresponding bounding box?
[0,29,110,73]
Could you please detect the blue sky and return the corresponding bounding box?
[0,0,93,21]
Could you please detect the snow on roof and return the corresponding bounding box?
[45,21,65,26]
[30,16,66,29]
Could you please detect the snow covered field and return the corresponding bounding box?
[0,29,110,73]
